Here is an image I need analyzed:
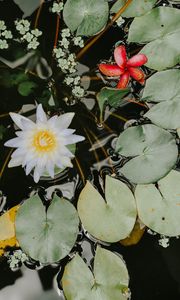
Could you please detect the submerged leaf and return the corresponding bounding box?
[15,195,79,263]
[63,0,109,36]
[115,124,178,184]
[62,246,129,300]
[135,170,180,236]
[13,0,42,17]
[78,176,137,243]
[0,205,19,255]
[120,220,145,246]
[128,7,180,70]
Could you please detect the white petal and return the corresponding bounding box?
[4,137,22,148]
[46,161,55,178]
[25,160,36,175]
[60,156,73,168]
[48,115,58,127]
[10,113,34,130]
[33,167,41,183]
[36,104,47,123]
[58,145,74,158]
[56,112,75,129]
[61,129,75,136]
[64,134,85,145]
[8,157,22,168]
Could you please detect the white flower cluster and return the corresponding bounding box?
[158,236,170,248]
[6,250,28,271]
[52,1,64,14]
[0,20,12,49]
[15,19,42,50]
[53,28,85,98]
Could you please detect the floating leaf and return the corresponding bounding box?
[62,246,129,300]
[142,69,180,129]
[111,0,156,17]
[78,176,137,243]
[18,81,37,96]
[128,7,180,70]
[63,0,109,36]
[15,195,79,263]
[115,124,178,184]
[120,220,145,246]
[96,87,129,121]
[13,0,42,17]
[0,205,19,256]
[135,170,180,236]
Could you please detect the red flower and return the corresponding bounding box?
[98,45,148,89]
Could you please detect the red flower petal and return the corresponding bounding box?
[128,67,144,81]
[127,54,148,67]
[139,74,146,85]
[99,64,124,76]
[114,45,127,68]
[117,71,130,89]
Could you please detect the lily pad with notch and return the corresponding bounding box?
[15,195,79,264]
[135,170,180,236]
[62,246,129,300]
[111,0,156,18]
[78,175,137,243]
[115,124,178,184]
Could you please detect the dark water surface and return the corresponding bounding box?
[1,1,180,300]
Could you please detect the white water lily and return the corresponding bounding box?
[5,104,85,183]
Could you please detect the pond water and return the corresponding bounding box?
[0,1,180,300]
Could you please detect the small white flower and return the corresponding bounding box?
[73,36,84,48]
[60,37,70,49]
[0,39,8,49]
[61,28,71,38]
[31,29,42,37]
[15,19,30,35]
[54,47,65,58]
[0,20,6,31]
[52,2,64,13]
[158,236,170,248]
[27,38,39,50]
[5,104,85,183]
[116,16,125,27]
[2,30,13,39]
[64,76,74,85]
[72,86,84,98]
[22,32,33,42]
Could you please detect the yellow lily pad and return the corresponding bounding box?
[120,219,145,246]
[0,205,20,255]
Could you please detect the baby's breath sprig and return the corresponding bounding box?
[0,20,13,49]
[5,249,28,271]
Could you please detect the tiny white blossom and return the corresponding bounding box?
[0,39,8,49]
[61,28,71,38]
[22,32,33,42]
[58,58,69,70]
[74,76,81,85]
[116,16,125,27]
[158,236,170,248]
[27,38,39,50]
[60,37,70,49]
[73,36,84,48]
[31,29,42,37]
[54,47,65,58]
[0,20,6,31]
[72,86,84,98]
[64,76,74,85]
[2,30,13,39]
[5,104,85,183]
[52,2,64,13]
[15,19,30,35]
[69,67,76,73]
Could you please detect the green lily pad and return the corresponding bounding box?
[128,7,180,70]
[63,0,109,36]
[115,124,178,184]
[142,69,180,129]
[135,170,180,236]
[78,176,137,243]
[111,0,156,18]
[96,87,130,121]
[62,246,129,300]
[15,195,79,264]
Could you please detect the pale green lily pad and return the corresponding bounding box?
[63,0,109,36]
[62,246,129,300]
[111,0,156,17]
[142,69,180,129]
[15,195,79,264]
[128,7,180,70]
[135,170,180,236]
[77,176,137,243]
[96,87,130,121]
[115,124,178,184]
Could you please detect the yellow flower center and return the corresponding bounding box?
[33,130,56,153]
